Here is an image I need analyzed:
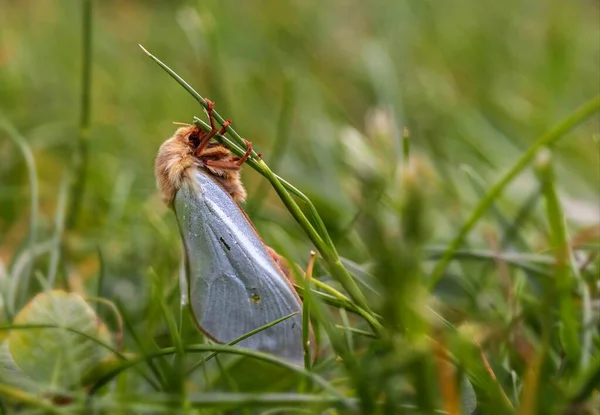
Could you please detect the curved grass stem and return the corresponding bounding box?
[90,344,354,410]
[184,312,298,376]
[428,96,600,290]
[0,119,39,313]
[67,0,93,229]
[0,384,62,414]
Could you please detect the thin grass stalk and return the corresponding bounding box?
[85,297,124,350]
[109,393,358,411]
[210,359,252,415]
[7,241,53,315]
[95,247,106,315]
[114,298,169,390]
[293,283,379,322]
[434,335,461,415]
[91,344,354,409]
[47,175,69,288]
[295,278,382,331]
[536,149,580,365]
[426,247,553,278]
[500,188,541,250]
[567,360,600,406]
[573,253,593,370]
[312,279,382,328]
[334,325,377,338]
[0,119,39,313]
[159,298,185,393]
[515,149,570,414]
[67,0,93,229]
[184,312,298,376]
[338,308,354,350]
[302,252,315,370]
[0,384,62,414]
[402,126,410,163]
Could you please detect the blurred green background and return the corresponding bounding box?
[1,0,597,283]
[0,0,598,412]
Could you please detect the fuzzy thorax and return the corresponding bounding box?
[155,125,247,207]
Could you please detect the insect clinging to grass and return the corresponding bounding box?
[155,99,312,364]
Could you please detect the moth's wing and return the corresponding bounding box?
[174,170,305,364]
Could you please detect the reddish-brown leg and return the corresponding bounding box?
[199,146,231,160]
[205,99,217,130]
[233,139,253,166]
[195,98,232,156]
[204,159,241,171]
[217,120,231,136]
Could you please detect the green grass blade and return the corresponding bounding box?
[184,312,299,376]
[536,149,580,367]
[0,384,62,414]
[0,119,39,312]
[67,0,93,230]
[103,393,358,412]
[114,298,168,391]
[302,254,314,371]
[47,175,69,288]
[91,344,354,409]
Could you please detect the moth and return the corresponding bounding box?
[155,100,309,364]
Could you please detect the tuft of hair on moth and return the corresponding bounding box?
[155,98,253,208]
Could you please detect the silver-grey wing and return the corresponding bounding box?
[174,169,304,364]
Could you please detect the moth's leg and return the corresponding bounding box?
[199,145,231,160]
[231,139,253,166]
[196,98,232,155]
[203,159,241,171]
[205,98,232,135]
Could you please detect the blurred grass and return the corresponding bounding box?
[0,0,599,414]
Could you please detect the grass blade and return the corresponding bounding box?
[0,119,39,312]
[535,149,580,366]
[67,0,93,229]
[184,312,299,376]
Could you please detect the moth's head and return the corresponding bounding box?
[171,125,201,152]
